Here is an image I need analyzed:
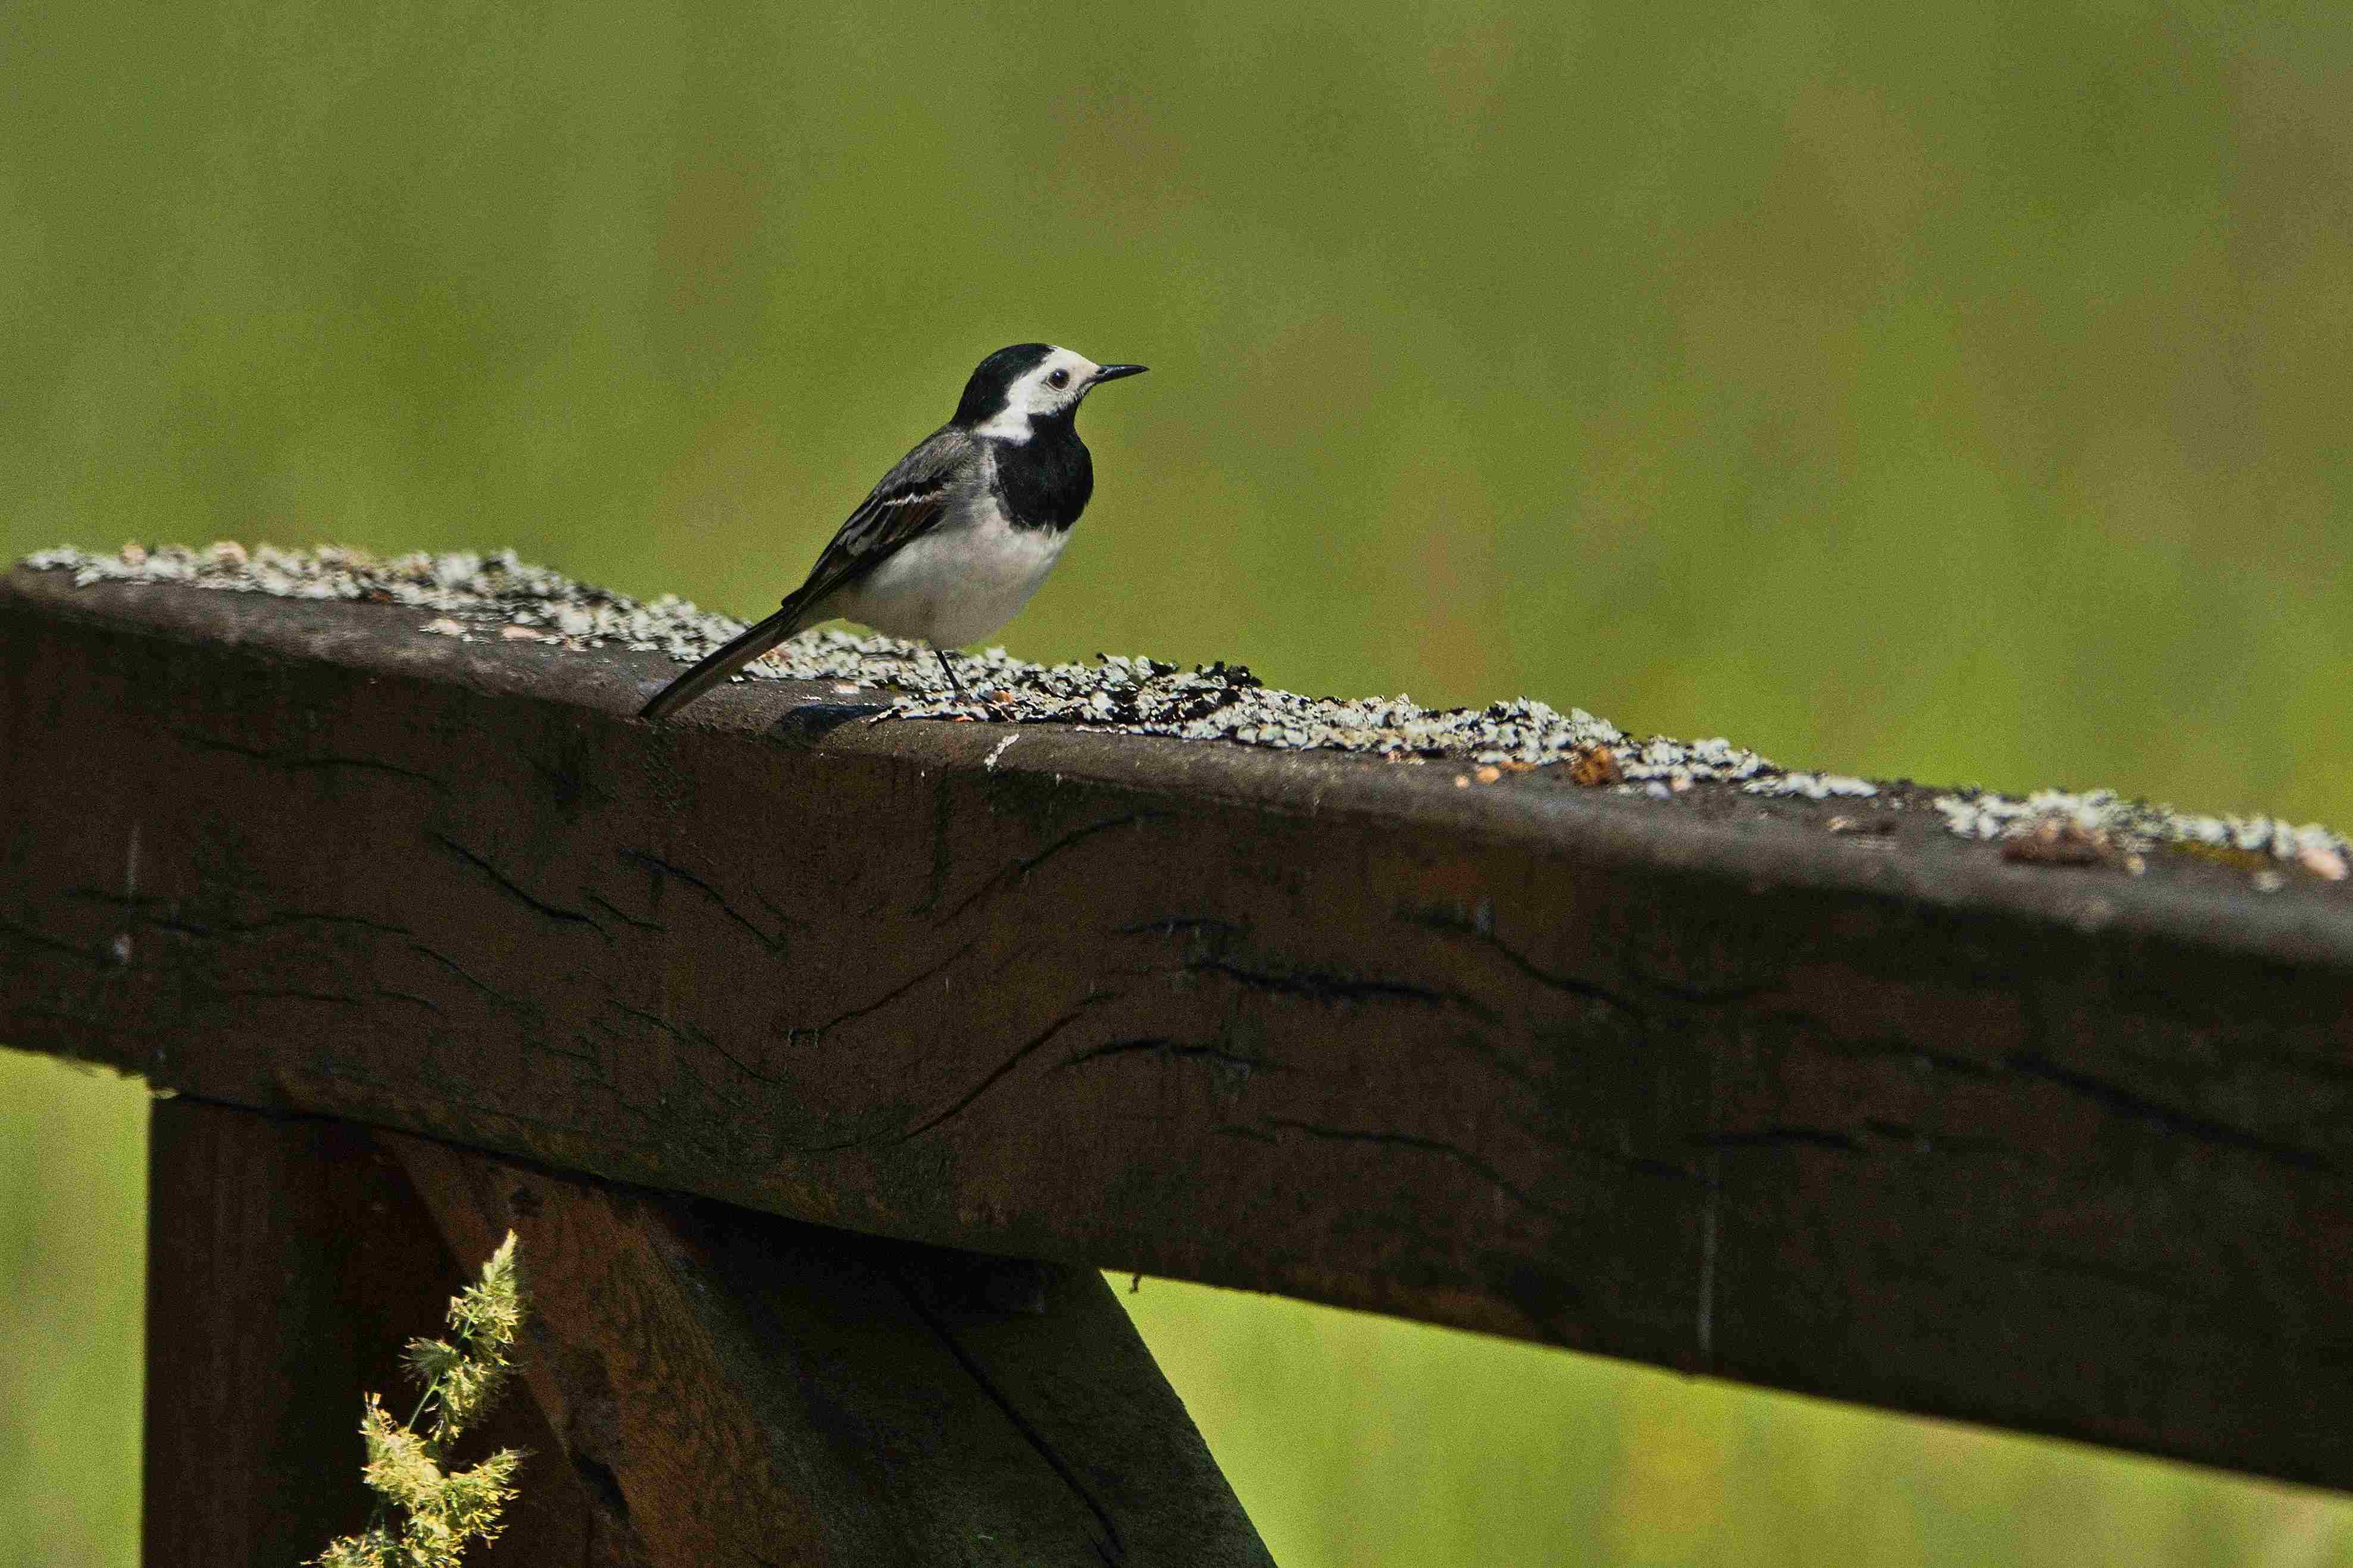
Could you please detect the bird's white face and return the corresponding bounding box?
[973,348,1106,443]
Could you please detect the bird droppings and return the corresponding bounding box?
[21,542,2352,881]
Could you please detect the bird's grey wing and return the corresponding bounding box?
[638,427,976,721]
[779,425,976,617]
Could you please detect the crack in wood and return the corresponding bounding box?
[71,896,420,946]
[1113,915,1246,941]
[0,916,104,963]
[746,878,807,937]
[618,848,786,953]
[1257,1116,1680,1226]
[1860,1118,2010,1157]
[433,833,611,941]
[890,1269,1129,1564]
[195,984,371,1010]
[1697,1126,1865,1153]
[1185,956,1496,1021]
[1055,1037,1285,1076]
[793,939,980,1041]
[1973,1243,2204,1306]
[935,811,1173,924]
[600,997,783,1088]
[916,772,957,915]
[1403,904,1653,1019]
[171,730,446,789]
[2006,1052,2339,1175]
[585,890,665,932]
[798,997,1113,1153]
[409,942,539,1015]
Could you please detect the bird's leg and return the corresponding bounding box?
[934,644,970,700]
[934,644,1015,720]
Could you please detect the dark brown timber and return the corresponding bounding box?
[388,1122,1271,1565]
[11,567,2353,1492]
[146,1097,1262,1565]
[143,1098,597,1567]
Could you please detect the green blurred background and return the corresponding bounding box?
[4,0,2350,1561]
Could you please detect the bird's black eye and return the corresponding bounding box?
[1048,368,1070,389]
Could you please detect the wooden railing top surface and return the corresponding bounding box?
[5,559,2351,1493]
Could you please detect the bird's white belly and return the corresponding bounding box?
[827,495,1069,648]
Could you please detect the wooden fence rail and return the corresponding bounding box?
[4,564,2351,1558]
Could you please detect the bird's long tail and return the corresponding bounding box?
[638,599,808,721]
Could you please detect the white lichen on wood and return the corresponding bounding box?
[1935,787,2348,878]
[20,542,2349,878]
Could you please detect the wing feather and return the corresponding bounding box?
[638,424,981,721]
[779,424,976,620]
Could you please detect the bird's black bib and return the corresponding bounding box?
[990,417,1095,535]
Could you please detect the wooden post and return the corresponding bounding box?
[142,1098,595,1566]
[145,1097,1270,1564]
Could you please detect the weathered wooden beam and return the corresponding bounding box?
[10,567,2353,1491]
[149,1097,1268,1564]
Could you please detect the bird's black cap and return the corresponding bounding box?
[952,343,1146,427]
[955,344,1057,425]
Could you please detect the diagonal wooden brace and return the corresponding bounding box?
[145,1097,1271,1566]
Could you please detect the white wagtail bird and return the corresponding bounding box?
[639,343,1148,721]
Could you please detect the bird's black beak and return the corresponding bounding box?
[1092,364,1148,384]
